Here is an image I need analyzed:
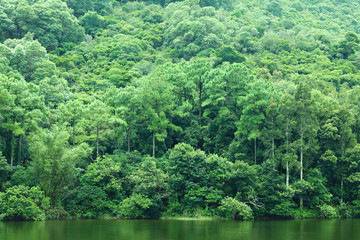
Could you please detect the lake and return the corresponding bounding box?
[1,219,359,240]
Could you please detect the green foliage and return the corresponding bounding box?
[218,197,253,220]
[293,208,319,219]
[351,200,360,217]
[266,1,283,17]
[293,169,332,208]
[332,32,360,59]
[8,166,35,188]
[79,11,107,36]
[71,186,110,218]
[62,0,113,17]
[0,185,50,221]
[1,0,360,221]
[168,143,208,195]
[80,156,124,201]
[117,193,153,218]
[270,201,296,218]
[0,0,85,50]
[319,205,339,218]
[214,45,246,65]
[29,127,91,202]
[0,152,10,190]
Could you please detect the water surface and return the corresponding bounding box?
[1,219,359,240]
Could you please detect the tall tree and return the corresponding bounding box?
[294,82,318,207]
[29,127,91,203]
[237,78,275,164]
[87,99,111,159]
[277,93,297,187]
[185,58,213,126]
[137,71,176,157]
[58,99,86,146]
[0,74,47,166]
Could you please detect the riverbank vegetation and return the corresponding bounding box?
[1,0,360,221]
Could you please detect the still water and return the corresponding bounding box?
[1,219,359,240]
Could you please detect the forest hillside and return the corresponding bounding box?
[1,0,360,220]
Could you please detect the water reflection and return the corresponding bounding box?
[1,219,359,240]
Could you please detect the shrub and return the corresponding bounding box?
[337,202,353,218]
[218,197,253,220]
[293,208,319,219]
[117,194,152,218]
[70,185,110,218]
[0,185,50,221]
[270,201,296,218]
[319,205,339,218]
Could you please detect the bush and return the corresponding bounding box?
[352,200,360,217]
[337,202,353,218]
[0,185,50,221]
[117,194,152,218]
[164,197,183,216]
[270,201,295,218]
[293,208,319,219]
[319,205,339,218]
[0,153,10,190]
[218,197,253,220]
[70,185,111,218]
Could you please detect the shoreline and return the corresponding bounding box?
[1,215,354,222]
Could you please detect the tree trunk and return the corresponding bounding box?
[300,119,304,209]
[300,143,303,180]
[18,135,23,165]
[127,129,131,152]
[340,148,345,202]
[10,136,15,167]
[300,119,304,181]
[254,138,257,164]
[286,123,289,187]
[152,131,156,158]
[300,142,304,209]
[286,161,289,187]
[272,137,275,168]
[199,82,202,125]
[72,125,75,146]
[127,120,132,152]
[232,210,236,220]
[341,178,344,203]
[96,124,99,159]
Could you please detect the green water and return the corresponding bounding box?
[1,219,359,240]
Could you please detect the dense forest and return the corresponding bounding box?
[1,0,360,221]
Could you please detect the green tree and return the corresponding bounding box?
[186,58,213,125]
[0,73,47,167]
[1,0,85,50]
[127,158,168,217]
[277,93,297,187]
[0,152,10,190]
[58,99,86,146]
[117,193,153,219]
[87,99,112,159]
[29,127,91,203]
[168,143,208,202]
[0,185,50,221]
[136,71,176,157]
[104,87,137,152]
[63,0,113,17]
[79,11,107,36]
[237,78,275,164]
[218,196,253,220]
[294,82,318,207]
[80,156,125,203]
